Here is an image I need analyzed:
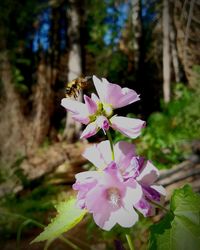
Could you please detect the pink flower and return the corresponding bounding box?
[82,141,166,216]
[61,76,145,139]
[73,162,142,230]
[82,140,136,170]
[130,157,166,216]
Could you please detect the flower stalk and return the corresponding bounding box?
[106,130,115,160]
[106,131,134,250]
[125,234,135,250]
[148,199,169,213]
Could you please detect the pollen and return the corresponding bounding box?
[107,187,121,207]
[103,103,113,117]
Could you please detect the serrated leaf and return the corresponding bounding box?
[171,185,200,225]
[31,197,86,243]
[149,185,200,250]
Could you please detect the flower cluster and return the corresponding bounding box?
[61,76,145,139]
[61,76,165,231]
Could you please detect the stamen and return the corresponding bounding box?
[107,187,121,207]
[103,103,113,117]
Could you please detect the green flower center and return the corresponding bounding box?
[89,102,113,122]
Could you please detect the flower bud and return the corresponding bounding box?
[96,116,110,131]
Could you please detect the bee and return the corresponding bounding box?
[65,76,92,98]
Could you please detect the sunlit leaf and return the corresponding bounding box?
[31,197,86,243]
[149,185,200,250]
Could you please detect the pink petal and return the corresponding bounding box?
[100,215,116,231]
[151,185,166,206]
[72,113,90,124]
[84,95,97,114]
[91,93,100,103]
[73,171,101,209]
[93,76,140,109]
[61,98,89,124]
[110,116,145,138]
[73,180,97,209]
[85,186,107,214]
[114,141,136,169]
[92,75,108,103]
[125,183,153,217]
[124,183,143,206]
[96,116,110,131]
[85,185,113,229]
[134,184,166,217]
[113,87,140,109]
[103,162,124,184]
[105,206,138,230]
[143,186,161,202]
[80,122,98,139]
[134,197,152,217]
[82,140,112,169]
[61,98,88,115]
[121,156,145,181]
[93,209,115,230]
[151,185,166,197]
[136,160,159,185]
[74,171,100,182]
[101,78,140,108]
[103,183,141,230]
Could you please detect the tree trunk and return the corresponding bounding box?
[169,3,181,83]
[64,0,83,142]
[173,0,200,86]
[31,58,55,150]
[0,6,59,163]
[0,51,27,165]
[31,4,62,150]
[163,0,171,103]
[131,0,142,71]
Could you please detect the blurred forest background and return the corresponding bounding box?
[0,0,200,249]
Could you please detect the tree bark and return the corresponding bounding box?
[157,159,200,201]
[163,0,171,103]
[0,51,27,164]
[0,5,60,168]
[169,4,181,83]
[0,141,89,197]
[131,0,142,71]
[64,0,83,142]
[31,59,55,149]
[173,0,200,86]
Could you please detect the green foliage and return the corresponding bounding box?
[41,137,51,149]
[149,185,200,250]
[113,81,200,168]
[85,0,131,81]
[32,197,86,243]
[0,185,59,238]
[11,55,33,94]
[142,82,200,168]
[0,0,48,49]
[0,155,26,184]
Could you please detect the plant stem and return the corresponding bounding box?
[125,234,135,250]
[148,199,169,213]
[106,130,115,160]
[0,211,80,249]
[59,235,81,250]
[106,132,135,250]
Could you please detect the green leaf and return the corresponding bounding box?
[149,185,200,250]
[31,197,86,243]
